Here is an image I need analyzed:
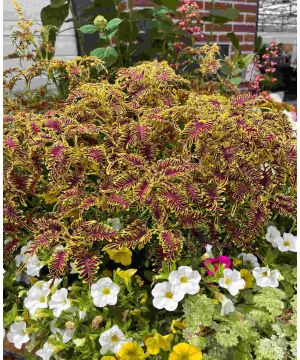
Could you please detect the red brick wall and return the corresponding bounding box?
[129,0,258,54]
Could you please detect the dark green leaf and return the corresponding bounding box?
[78,24,98,34]
[90,46,118,67]
[205,8,240,24]
[106,18,123,31]
[227,32,240,52]
[153,6,175,17]
[41,4,69,30]
[50,0,66,8]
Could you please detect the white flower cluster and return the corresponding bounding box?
[24,279,71,317]
[15,241,44,278]
[266,226,297,252]
[152,266,201,311]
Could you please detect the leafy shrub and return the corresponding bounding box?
[4,61,296,283]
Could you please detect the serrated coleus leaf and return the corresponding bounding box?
[158,230,184,261]
[50,250,69,278]
[182,120,213,144]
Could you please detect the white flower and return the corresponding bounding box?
[50,320,75,344]
[221,297,235,316]
[219,269,245,296]
[269,93,282,103]
[275,232,297,252]
[253,267,280,288]
[205,244,213,257]
[49,288,71,317]
[152,281,185,311]
[91,277,120,308]
[99,325,131,355]
[238,253,260,268]
[26,255,44,277]
[265,226,282,247]
[15,242,32,266]
[107,217,122,231]
[16,273,32,285]
[24,281,50,316]
[7,321,30,349]
[168,266,201,295]
[36,342,55,360]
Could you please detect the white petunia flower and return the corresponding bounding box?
[24,282,50,316]
[15,242,32,267]
[91,277,120,308]
[253,267,280,288]
[238,253,260,268]
[49,288,71,317]
[7,321,30,349]
[221,297,235,316]
[168,266,201,295]
[275,233,297,252]
[26,255,44,277]
[219,269,245,296]
[99,325,131,355]
[265,226,282,248]
[50,320,75,344]
[152,281,185,311]
[36,342,55,360]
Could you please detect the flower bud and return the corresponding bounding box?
[65,321,75,330]
[93,15,107,32]
[91,315,104,330]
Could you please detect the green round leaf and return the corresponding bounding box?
[78,24,98,34]
[41,4,69,29]
[50,0,66,8]
[106,18,123,31]
[90,46,118,67]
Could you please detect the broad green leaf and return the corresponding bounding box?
[4,303,18,327]
[220,64,231,76]
[242,53,255,67]
[90,46,118,67]
[78,24,98,34]
[227,32,241,52]
[154,6,175,17]
[41,4,69,30]
[230,77,243,85]
[205,8,240,24]
[107,28,119,40]
[50,0,66,8]
[106,18,123,31]
[73,338,86,347]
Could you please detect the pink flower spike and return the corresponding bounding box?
[203,256,231,276]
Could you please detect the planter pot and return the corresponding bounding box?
[3,337,26,360]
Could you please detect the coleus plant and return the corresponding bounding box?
[4,60,296,283]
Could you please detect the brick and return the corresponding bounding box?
[205,23,232,32]
[244,0,258,3]
[205,2,233,10]
[233,24,256,32]
[235,14,245,22]
[244,34,255,42]
[245,14,257,23]
[234,4,257,13]
[218,34,243,42]
[240,44,254,51]
[199,34,218,42]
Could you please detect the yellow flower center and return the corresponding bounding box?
[39,296,46,303]
[165,292,173,299]
[102,287,111,295]
[262,271,269,277]
[180,276,188,283]
[225,278,232,285]
[283,241,291,247]
[111,335,120,343]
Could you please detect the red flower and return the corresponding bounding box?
[204,256,231,276]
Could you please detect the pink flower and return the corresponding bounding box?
[204,256,231,276]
